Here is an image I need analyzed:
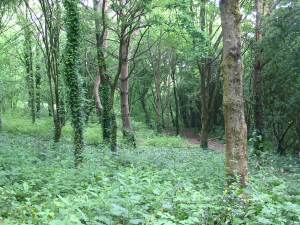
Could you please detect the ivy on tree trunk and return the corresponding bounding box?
[63,0,84,167]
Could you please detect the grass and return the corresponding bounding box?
[1,113,192,148]
[0,113,300,224]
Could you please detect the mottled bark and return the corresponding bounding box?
[220,0,248,187]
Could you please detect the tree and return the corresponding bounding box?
[0,0,18,129]
[23,8,36,124]
[253,0,264,153]
[25,0,64,142]
[63,0,84,167]
[170,49,179,135]
[261,1,300,154]
[111,0,152,146]
[93,0,111,144]
[35,43,41,117]
[220,0,248,187]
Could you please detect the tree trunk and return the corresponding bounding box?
[220,0,248,187]
[120,36,136,147]
[28,0,63,142]
[199,0,210,149]
[35,62,41,116]
[199,61,210,149]
[35,45,41,117]
[141,94,151,128]
[24,13,36,124]
[93,0,111,143]
[154,51,163,132]
[170,52,179,135]
[63,0,84,168]
[253,0,264,153]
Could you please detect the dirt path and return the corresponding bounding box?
[167,130,225,152]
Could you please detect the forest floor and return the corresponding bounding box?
[0,113,300,224]
[180,131,224,152]
[166,130,225,152]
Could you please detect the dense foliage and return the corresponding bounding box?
[0,119,299,224]
[0,0,299,224]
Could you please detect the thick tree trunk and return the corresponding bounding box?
[253,0,264,153]
[120,37,136,146]
[220,0,248,187]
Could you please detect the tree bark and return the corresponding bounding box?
[120,36,136,146]
[220,0,248,187]
[35,45,41,117]
[199,0,210,149]
[170,51,179,135]
[253,0,265,152]
[24,11,36,124]
[28,0,63,142]
[199,61,210,149]
[93,0,111,143]
[154,45,163,132]
[140,93,151,128]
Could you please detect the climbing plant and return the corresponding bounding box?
[63,0,84,167]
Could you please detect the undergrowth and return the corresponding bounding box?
[0,114,299,224]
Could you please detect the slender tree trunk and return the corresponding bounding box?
[253,0,264,153]
[31,0,63,142]
[220,0,248,187]
[35,47,41,117]
[110,88,117,152]
[140,93,151,128]
[63,0,84,167]
[170,52,179,135]
[24,13,36,124]
[199,61,210,149]
[199,0,210,149]
[154,51,163,132]
[120,36,136,146]
[93,0,111,143]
